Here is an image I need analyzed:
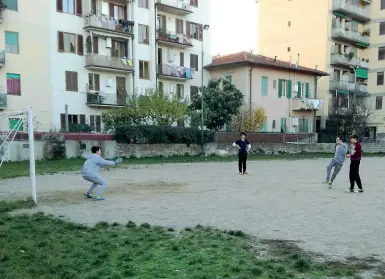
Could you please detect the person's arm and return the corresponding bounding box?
[247,140,251,150]
[232,140,239,147]
[96,156,117,167]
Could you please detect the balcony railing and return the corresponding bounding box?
[332,0,370,21]
[86,92,127,107]
[157,30,193,48]
[331,28,370,45]
[155,0,193,15]
[0,93,7,109]
[0,50,5,67]
[85,54,134,72]
[157,63,196,80]
[84,14,134,36]
[330,53,369,68]
[292,98,323,111]
[329,81,368,94]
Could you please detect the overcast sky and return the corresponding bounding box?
[210,0,258,55]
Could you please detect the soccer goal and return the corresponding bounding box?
[0,108,37,203]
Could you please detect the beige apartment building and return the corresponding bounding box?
[205,52,328,133]
[258,0,385,139]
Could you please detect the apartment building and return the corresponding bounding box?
[0,0,211,132]
[206,52,328,133]
[258,0,385,139]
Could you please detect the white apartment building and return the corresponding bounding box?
[0,0,211,132]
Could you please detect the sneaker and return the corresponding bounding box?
[239,172,243,175]
[243,172,248,175]
[322,181,329,184]
[345,189,358,193]
[328,181,332,189]
[358,189,364,193]
[93,196,105,201]
[84,192,94,199]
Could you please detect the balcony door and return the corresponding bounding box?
[116,77,127,106]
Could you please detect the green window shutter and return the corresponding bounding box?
[261,76,268,96]
[278,79,282,98]
[4,0,18,10]
[297,82,301,98]
[305,82,310,98]
[5,31,18,45]
[287,80,292,99]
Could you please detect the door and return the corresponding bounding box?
[158,48,163,74]
[116,77,127,106]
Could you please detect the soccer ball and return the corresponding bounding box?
[216,149,229,157]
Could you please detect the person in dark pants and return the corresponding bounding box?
[346,134,363,193]
[232,132,251,175]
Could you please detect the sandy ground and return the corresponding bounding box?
[1,157,385,262]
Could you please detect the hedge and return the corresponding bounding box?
[115,125,215,145]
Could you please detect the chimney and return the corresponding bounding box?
[274,56,277,62]
[315,65,318,70]
[296,53,300,68]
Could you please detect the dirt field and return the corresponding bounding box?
[2,157,385,262]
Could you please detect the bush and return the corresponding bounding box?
[115,125,215,145]
[69,124,92,133]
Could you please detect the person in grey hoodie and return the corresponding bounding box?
[324,136,348,188]
[82,146,122,201]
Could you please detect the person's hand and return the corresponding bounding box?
[115,158,123,164]
[346,154,350,158]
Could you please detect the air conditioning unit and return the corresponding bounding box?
[106,38,112,48]
[292,117,299,126]
[293,84,298,92]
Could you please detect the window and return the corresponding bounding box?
[88,74,100,91]
[180,52,184,66]
[273,80,277,89]
[57,0,82,16]
[261,76,268,96]
[190,86,199,100]
[382,0,385,10]
[90,115,102,132]
[377,72,384,85]
[139,60,150,79]
[376,97,383,110]
[272,120,276,129]
[158,81,164,92]
[380,22,385,35]
[5,31,19,54]
[176,19,184,34]
[190,54,199,71]
[138,24,150,44]
[138,0,149,8]
[111,40,128,58]
[60,114,85,130]
[280,118,287,132]
[58,32,83,55]
[288,21,291,27]
[278,79,287,98]
[4,0,18,11]
[93,36,99,54]
[187,21,203,40]
[65,71,78,92]
[6,73,21,95]
[190,0,198,7]
[287,47,291,52]
[9,118,23,131]
[176,84,184,99]
[224,75,232,83]
[378,47,385,60]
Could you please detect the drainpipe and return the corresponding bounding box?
[130,0,135,94]
[154,3,158,90]
[314,75,321,133]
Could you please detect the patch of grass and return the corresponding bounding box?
[0,202,377,279]
[2,152,385,180]
[0,198,36,213]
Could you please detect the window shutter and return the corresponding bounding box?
[65,71,71,90]
[278,79,282,98]
[58,32,64,52]
[186,21,190,38]
[124,5,127,19]
[198,24,203,41]
[91,0,97,14]
[305,82,310,98]
[57,0,63,12]
[74,72,78,92]
[95,74,100,91]
[93,37,99,54]
[77,35,83,55]
[180,52,184,66]
[297,82,301,98]
[162,15,167,32]
[109,3,114,19]
[287,80,292,99]
[80,115,86,124]
[76,0,82,16]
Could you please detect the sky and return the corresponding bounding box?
[210,0,259,56]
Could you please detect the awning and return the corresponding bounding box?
[333,12,346,18]
[356,42,369,47]
[356,68,368,79]
[338,90,349,95]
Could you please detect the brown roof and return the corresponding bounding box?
[205,51,329,76]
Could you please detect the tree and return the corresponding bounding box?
[231,107,266,132]
[102,89,188,128]
[189,78,244,131]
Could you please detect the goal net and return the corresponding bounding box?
[0,109,37,203]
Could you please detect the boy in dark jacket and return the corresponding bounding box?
[232,132,251,175]
[345,134,363,193]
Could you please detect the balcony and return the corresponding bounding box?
[86,92,127,107]
[157,63,196,81]
[332,0,370,22]
[155,0,193,16]
[329,81,368,95]
[84,14,134,37]
[331,28,369,47]
[157,30,193,48]
[0,93,7,109]
[330,53,369,69]
[0,50,4,68]
[85,54,134,73]
[292,98,323,111]
[0,0,5,23]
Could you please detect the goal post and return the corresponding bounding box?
[0,108,37,203]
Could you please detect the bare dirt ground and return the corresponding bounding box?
[2,157,385,263]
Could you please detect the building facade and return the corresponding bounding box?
[205,52,328,133]
[258,0,385,139]
[0,0,211,132]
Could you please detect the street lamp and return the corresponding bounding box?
[200,24,210,155]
